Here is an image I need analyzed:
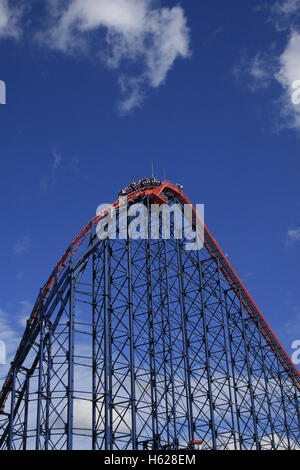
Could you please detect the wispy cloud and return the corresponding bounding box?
[274,0,300,15]
[283,294,300,338]
[287,226,300,244]
[13,236,31,255]
[202,26,223,46]
[17,300,34,328]
[69,155,80,172]
[38,176,50,192]
[0,306,22,381]
[37,0,191,113]
[0,308,19,348]
[0,0,23,39]
[284,313,300,337]
[118,75,144,114]
[39,151,82,192]
[39,150,63,192]
[52,150,62,171]
[270,0,300,31]
[275,31,300,131]
[233,50,276,92]
[0,301,34,383]
[241,271,254,281]
[0,1,190,113]
[236,1,300,133]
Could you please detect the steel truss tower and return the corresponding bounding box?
[0,181,299,450]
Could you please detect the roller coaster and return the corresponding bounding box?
[0,179,299,450]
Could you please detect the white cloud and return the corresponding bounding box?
[52,150,62,170]
[271,0,300,30]
[0,0,22,39]
[0,301,34,392]
[0,1,190,112]
[234,51,275,92]
[275,31,300,131]
[249,54,272,86]
[17,300,34,328]
[39,150,63,192]
[0,307,22,384]
[0,308,18,348]
[238,2,300,133]
[287,226,300,243]
[118,75,144,114]
[39,0,190,112]
[39,151,82,193]
[13,236,31,255]
[275,0,300,15]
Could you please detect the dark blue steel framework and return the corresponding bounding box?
[0,181,299,450]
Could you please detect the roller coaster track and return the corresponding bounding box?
[1,181,299,414]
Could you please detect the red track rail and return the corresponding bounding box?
[1,181,299,410]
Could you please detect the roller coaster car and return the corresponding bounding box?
[118,178,162,196]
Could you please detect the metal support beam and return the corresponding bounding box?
[104,239,113,449]
[127,237,137,449]
[176,238,194,447]
[67,257,75,450]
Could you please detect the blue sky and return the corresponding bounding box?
[0,0,300,379]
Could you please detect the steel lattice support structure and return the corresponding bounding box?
[0,181,299,450]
